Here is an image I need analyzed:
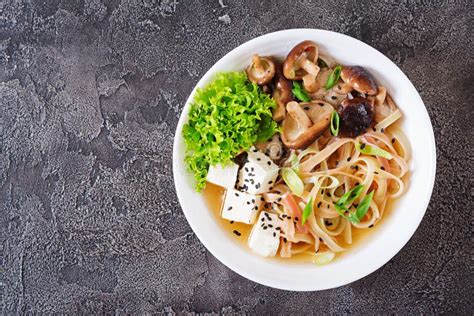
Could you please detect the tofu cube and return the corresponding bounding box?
[206,162,239,188]
[248,211,282,257]
[221,189,263,224]
[237,147,279,194]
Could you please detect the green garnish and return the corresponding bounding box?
[292,81,311,102]
[330,111,340,136]
[183,72,279,190]
[317,58,328,68]
[354,191,374,222]
[355,142,393,159]
[301,197,313,225]
[335,184,365,208]
[325,65,342,90]
[312,251,335,266]
[281,167,304,196]
[334,185,374,223]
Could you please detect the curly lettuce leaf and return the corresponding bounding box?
[183,72,278,190]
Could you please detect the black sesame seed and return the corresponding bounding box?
[355,182,360,185]
[268,180,273,184]
[251,167,254,172]
[230,221,234,224]
[381,166,385,171]
[331,96,337,100]
[319,238,323,241]
[318,102,324,106]
[360,143,366,149]
[257,158,261,161]
[321,189,324,194]
[261,223,265,227]
[263,226,268,230]
[276,227,281,230]
[295,217,299,221]
[267,161,271,166]
[304,106,310,110]
[355,166,359,171]
[253,148,258,152]
[268,224,273,228]
[251,199,255,203]
[372,127,376,132]
[246,201,250,205]
[261,217,264,222]
[245,167,249,172]
[233,230,242,236]
[282,214,287,218]
[374,171,379,174]
[273,232,276,237]
[326,193,331,197]
[261,197,265,201]
[277,197,282,202]
[283,237,287,243]
[254,206,258,210]
[287,216,292,220]
[347,157,351,162]
[381,128,385,133]
[235,192,239,197]
[369,224,374,228]
[317,202,322,208]
[244,179,249,183]
[391,138,396,144]
[228,206,233,211]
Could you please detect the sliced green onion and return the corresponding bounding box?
[355,191,374,221]
[336,184,365,208]
[356,142,393,159]
[292,81,311,102]
[281,167,304,196]
[317,58,328,68]
[312,251,335,266]
[301,197,313,225]
[325,65,342,90]
[330,111,340,136]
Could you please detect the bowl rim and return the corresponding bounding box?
[172,28,436,291]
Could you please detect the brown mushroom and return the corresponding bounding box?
[281,100,333,149]
[338,97,374,137]
[272,62,293,122]
[373,89,398,123]
[283,41,320,92]
[246,54,276,85]
[340,66,378,95]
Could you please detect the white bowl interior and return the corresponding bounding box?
[173,29,436,291]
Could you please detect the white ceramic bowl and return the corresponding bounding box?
[173,29,436,291]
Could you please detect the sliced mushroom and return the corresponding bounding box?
[338,97,374,137]
[373,89,398,123]
[246,54,276,85]
[281,101,333,149]
[283,41,320,92]
[272,62,293,122]
[340,66,378,95]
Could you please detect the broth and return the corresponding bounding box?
[203,182,397,263]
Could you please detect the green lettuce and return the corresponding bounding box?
[183,72,279,190]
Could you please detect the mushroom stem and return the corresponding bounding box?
[286,101,312,132]
[299,56,320,76]
[302,73,318,93]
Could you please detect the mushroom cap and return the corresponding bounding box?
[281,100,334,149]
[283,40,319,80]
[338,97,374,137]
[340,66,378,95]
[246,55,276,85]
[272,62,293,122]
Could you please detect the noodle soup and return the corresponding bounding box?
[182,40,410,265]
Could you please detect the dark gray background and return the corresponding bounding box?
[1,0,472,314]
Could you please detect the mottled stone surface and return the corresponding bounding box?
[1,0,472,314]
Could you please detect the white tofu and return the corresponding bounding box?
[237,147,279,194]
[248,211,282,257]
[206,162,239,188]
[221,189,263,224]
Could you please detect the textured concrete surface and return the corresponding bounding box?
[1,0,472,314]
